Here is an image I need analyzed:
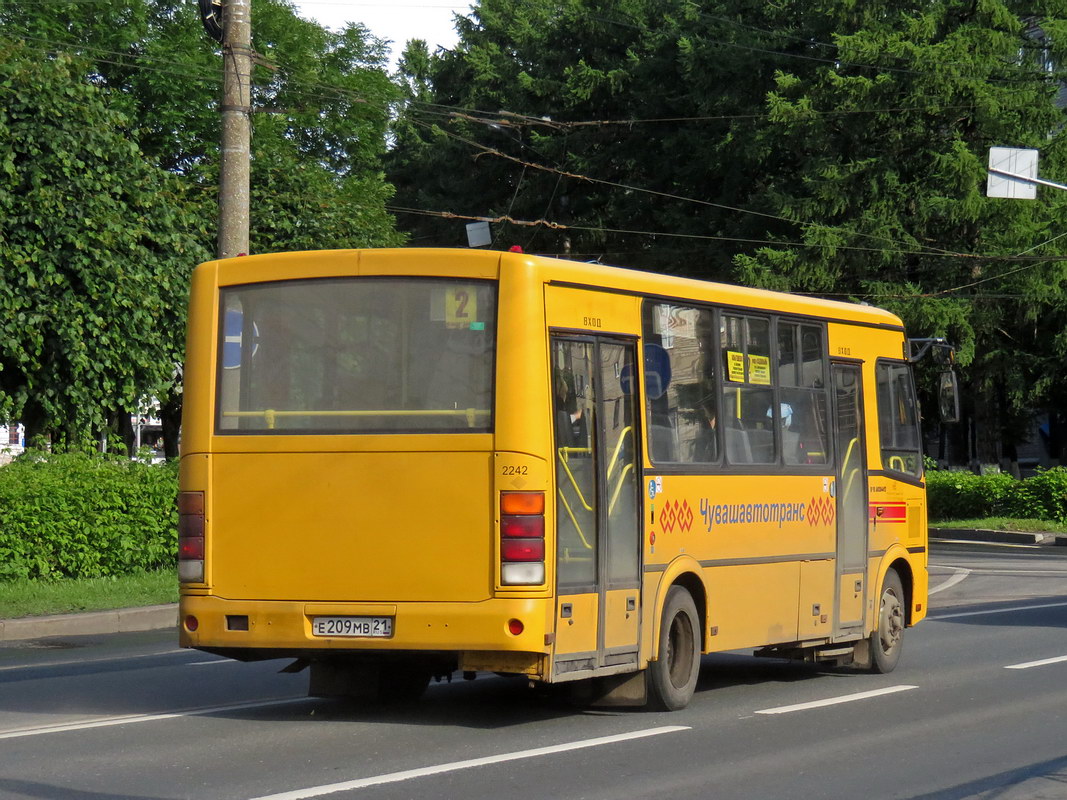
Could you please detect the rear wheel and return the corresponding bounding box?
[870,569,905,673]
[648,586,701,711]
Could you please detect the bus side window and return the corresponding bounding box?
[721,314,775,465]
[641,302,719,466]
[876,361,922,476]
[778,322,830,466]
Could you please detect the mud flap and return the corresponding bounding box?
[852,638,873,670]
[569,670,649,707]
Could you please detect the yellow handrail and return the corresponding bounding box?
[609,463,634,513]
[556,487,594,550]
[222,408,491,430]
[606,425,633,480]
[556,448,594,512]
[842,436,860,499]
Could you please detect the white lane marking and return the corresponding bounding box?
[754,685,918,715]
[189,659,235,666]
[0,696,307,740]
[247,726,691,800]
[1005,654,1067,670]
[929,567,971,595]
[0,648,186,673]
[931,601,1067,621]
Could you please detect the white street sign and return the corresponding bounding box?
[987,147,1038,199]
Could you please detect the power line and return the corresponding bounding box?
[411,101,982,130]
[414,118,971,259]
[387,205,1067,264]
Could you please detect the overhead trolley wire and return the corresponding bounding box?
[412,117,971,259]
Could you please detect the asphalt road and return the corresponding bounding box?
[2,543,1067,800]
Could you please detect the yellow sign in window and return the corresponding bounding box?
[727,351,745,382]
[445,285,478,329]
[749,354,771,385]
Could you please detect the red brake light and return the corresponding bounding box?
[501,538,545,562]
[178,537,204,560]
[501,515,544,538]
[178,513,204,538]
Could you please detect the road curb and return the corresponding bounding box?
[929,528,1067,546]
[0,604,177,643]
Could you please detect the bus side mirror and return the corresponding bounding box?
[938,370,960,424]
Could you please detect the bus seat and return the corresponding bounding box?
[746,427,774,463]
[782,428,800,463]
[724,420,752,464]
[650,423,677,462]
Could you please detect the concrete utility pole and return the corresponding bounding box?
[217,0,252,259]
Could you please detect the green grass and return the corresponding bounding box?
[0,569,177,619]
[930,517,1067,534]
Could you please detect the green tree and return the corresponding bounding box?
[728,2,1067,466]
[389,0,809,269]
[247,6,405,252]
[390,0,1067,467]
[0,0,406,453]
[0,43,209,447]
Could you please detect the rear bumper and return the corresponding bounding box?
[178,594,550,656]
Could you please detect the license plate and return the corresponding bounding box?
[311,616,393,638]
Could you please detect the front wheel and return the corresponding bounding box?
[647,586,701,711]
[870,569,905,673]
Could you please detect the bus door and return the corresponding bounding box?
[831,362,868,637]
[550,335,642,678]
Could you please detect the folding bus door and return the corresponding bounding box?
[831,362,868,637]
[550,335,642,679]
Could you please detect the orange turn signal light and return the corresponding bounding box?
[500,491,544,515]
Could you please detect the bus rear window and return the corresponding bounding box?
[216,278,496,434]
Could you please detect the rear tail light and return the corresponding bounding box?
[501,538,545,561]
[501,492,545,515]
[178,491,205,583]
[500,491,545,586]
[500,515,544,538]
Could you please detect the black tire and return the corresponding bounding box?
[870,569,905,673]
[647,586,701,711]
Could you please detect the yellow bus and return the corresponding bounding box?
[178,248,939,710]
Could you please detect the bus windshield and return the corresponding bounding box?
[216,277,497,434]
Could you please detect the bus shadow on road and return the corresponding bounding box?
[213,673,591,730]
[903,752,1067,799]
[216,656,835,728]
[697,652,822,687]
[212,655,842,728]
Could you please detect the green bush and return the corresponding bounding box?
[926,469,1016,520]
[926,466,1067,523]
[1008,468,1067,523]
[0,451,178,581]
